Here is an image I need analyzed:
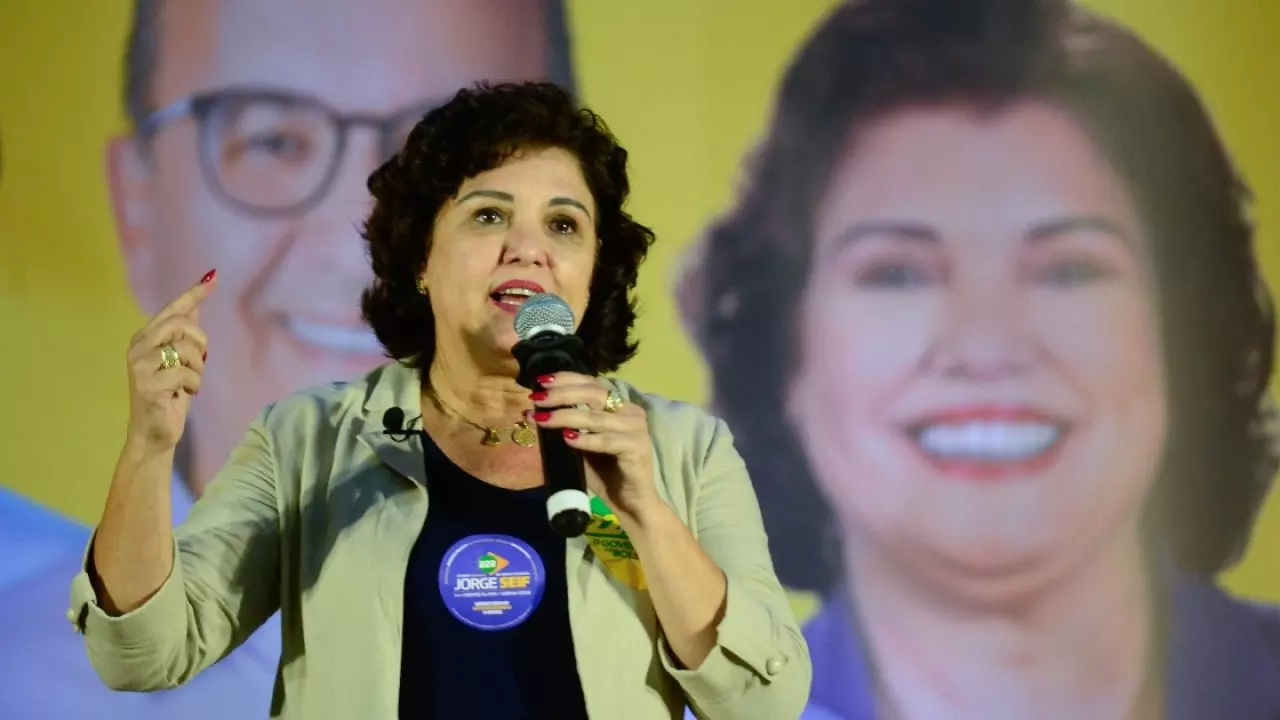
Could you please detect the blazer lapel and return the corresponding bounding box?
[355,362,428,488]
[566,503,608,716]
[358,431,428,488]
[567,389,678,717]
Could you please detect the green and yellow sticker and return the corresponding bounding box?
[585,496,647,590]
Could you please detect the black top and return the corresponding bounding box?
[398,434,589,720]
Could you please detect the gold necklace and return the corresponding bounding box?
[424,387,537,448]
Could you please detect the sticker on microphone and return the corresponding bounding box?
[585,496,647,590]
[439,534,546,631]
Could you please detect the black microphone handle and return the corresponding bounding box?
[538,424,592,538]
[512,332,593,538]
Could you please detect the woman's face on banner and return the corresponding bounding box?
[788,102,1168,594]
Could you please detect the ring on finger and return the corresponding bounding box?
[159,343,182,370]
[602,387,626,413]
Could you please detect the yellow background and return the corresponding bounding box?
[1,1,1276,599]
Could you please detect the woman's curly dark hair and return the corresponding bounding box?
[682,0,1277,592]
[360,81,655,375]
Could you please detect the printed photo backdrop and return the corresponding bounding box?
[1,1,1276,717]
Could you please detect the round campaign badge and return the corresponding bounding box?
[438,534,547,631]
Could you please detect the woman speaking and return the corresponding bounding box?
[68,82,810,719]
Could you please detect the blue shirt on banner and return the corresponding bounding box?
[800,574,1280,720]
[0,480,280,719]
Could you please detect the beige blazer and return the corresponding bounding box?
[68,361,811,718]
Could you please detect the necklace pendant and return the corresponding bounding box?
[511,421,538,448]
[481,428,504,446]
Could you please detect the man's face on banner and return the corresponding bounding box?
[107,0,555,492]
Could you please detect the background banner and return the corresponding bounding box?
[2,1,1277,717]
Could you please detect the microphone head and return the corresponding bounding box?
[382,407,406,433]
[514,293,575,341]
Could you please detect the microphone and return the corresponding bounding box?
[382,407,424,441]
[511,293,592,538]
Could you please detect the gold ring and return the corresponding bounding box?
[160,343,181,370]
[602,388,626,413]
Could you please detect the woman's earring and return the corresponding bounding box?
[416,277,428,295]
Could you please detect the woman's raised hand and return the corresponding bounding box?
[123,269,215,456]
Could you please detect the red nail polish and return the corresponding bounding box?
[536,374,554,386]
[533,411,552,422]
[563,429,579,440]
[201,269,217,284]
[202,351,208,362]
[530,391,547,401]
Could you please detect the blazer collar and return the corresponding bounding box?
[356,361,428,487]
